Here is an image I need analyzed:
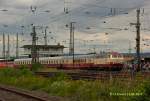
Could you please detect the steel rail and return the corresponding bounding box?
[0,85,49,101]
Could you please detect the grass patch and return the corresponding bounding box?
[0,68,149,101]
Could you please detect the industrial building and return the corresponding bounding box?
[22,44,65,58]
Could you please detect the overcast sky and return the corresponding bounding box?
[0,0,150,56]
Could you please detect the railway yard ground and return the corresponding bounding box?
[0,67,150,101]
[0,85,65,101]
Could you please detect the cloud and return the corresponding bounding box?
[0,0,150,55]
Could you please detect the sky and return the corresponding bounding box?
[0,0,150,56]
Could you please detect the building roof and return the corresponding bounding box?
[22,44,65,49]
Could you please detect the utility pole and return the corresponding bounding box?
[31,25,38,64]
[69,22,75,55]
[44,26,48,45]
[69,22,75,67]
[30,6,39,64]
[130,9,141,71]
[16,33,19,59]
[7,34,10,59]
[3,33,5,59]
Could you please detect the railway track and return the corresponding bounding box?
[0,85,61,101]
[35,71,150,80]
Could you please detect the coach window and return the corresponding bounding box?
[55,60,57,64]
[82,59,84,63]
[83,59,85,63]
[64,60,66,63]
[66,60,68,63]
[89,59,91,63]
